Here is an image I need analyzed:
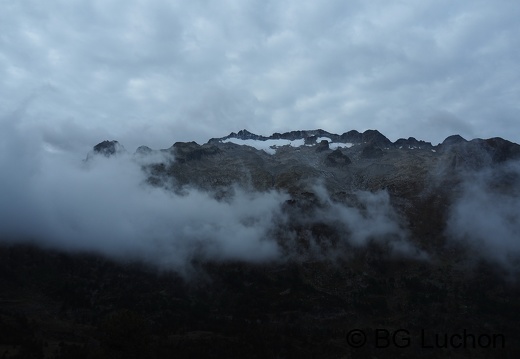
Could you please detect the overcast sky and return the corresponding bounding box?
[2,0,520,153]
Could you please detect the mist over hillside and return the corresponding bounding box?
[2,122,520,273]
[2,122,520,357]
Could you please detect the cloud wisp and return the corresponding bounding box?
[446,160,520,271]
[0,114,290,275]
[278,184,426,261]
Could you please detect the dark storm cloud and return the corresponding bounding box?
[1,0,519,148]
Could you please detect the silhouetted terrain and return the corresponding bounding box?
[2,129,520,358]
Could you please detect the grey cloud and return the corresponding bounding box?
[422,110,475,144]
[0,113,288,275]
[446,160,520,270]
[2,0,520,148]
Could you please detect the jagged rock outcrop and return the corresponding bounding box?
[394,137,433,149]
[435,136,520,173]
[271,129,330,141]
[171,142,221,163]
[481,137,520,162]
[440,134,467,147]
[315,140,330,152]
[304,135,318,145]
[85,140,126,160]
[94,140,125,156]
[339,130,363,143]
[360,144,384,159]
[361,129,392,148]
[325,149,351,166]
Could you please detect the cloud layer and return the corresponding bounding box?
[1,0,520,150]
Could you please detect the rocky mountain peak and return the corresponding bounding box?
[394,137,433,149]
[135,145,153,156]
[86,140,126,160]
[227,129,267,141]
[361,129,392,147]
[94,140,124,155]
[441,134,467,147]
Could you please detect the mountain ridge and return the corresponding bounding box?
[88,129,520,173]
[82,129,517,154]
[208,128,427,149]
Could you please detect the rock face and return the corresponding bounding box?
[86,140,126,160]
[90,130,520,197]
[394,137,433,149]
[441,134,467,147]
[148,131,518,252]
[93,140,124,156]
[315,140,330,152]
[171,141,221,163]
[360,129,392,147]
[87,129,520,243]
[340,130,363,143]
[325,149,351,166]
[360,144,384,159]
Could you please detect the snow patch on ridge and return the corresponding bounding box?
[222,137,354,154]
[316,137,354,150]
[222,138,305,154]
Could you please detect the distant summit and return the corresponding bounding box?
[227,129,268,141]
[441,135,468,147]
[86,140,126,160]
[93,140,125,156]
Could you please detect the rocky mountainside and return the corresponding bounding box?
[143,129,520,193]
[123,129,520,245]
[2,129,520,358]
[114,129,517,189]
[157,130,520,253]
[84,128,520,265]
